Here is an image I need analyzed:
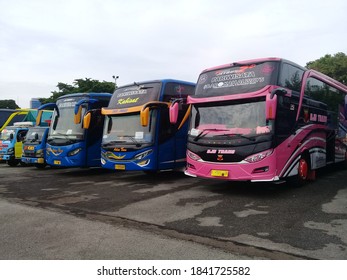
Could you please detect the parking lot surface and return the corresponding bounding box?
[1,163,347,259]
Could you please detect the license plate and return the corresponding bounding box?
[115,164,125,170]
[211,169,229,177]
[54,160,61,165]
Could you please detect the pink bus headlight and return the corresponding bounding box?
[244,149,273,163]
[187,150,201,161]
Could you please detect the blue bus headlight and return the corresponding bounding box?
[68,148,82,157]
[134,149,153,160]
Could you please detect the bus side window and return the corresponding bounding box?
[278,63,304,92]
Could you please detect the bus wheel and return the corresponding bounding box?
[298,158,308,181]
[293,156,310,187]
[7,159,19,167]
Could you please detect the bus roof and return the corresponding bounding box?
[56,92,112,100]
[200,57,306,73]
[116,79,195,90]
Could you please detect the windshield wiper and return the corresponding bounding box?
[102,140,125,146]
[219,133,256,141]
[193,128,229,141]
[48,132,75,144]
[124,135,142,147]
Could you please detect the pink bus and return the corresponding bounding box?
[177,58,347,184]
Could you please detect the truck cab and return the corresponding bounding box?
[21,126,50,168]
[0,122,33,166]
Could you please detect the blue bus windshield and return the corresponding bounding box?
[102,112,157,145]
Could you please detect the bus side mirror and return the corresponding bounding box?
[10,133,14,141]
[83,112,91,129]
[169,102,179,124]
[140,107,149,127]
[74,105,83,124]
[34,133,39,141]
[266,94,277,120]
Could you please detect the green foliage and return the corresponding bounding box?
[306,52,347,84]
[40,78,115,104]
[0,99,20,109]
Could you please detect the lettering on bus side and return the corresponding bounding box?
[310,113,328,123]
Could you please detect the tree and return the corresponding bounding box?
[0,99,20,109]
[40,78,115,104]
[306,52,347,84]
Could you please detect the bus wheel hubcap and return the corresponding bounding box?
[299,159,308,180]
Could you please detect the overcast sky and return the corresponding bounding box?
[0,0,346,108]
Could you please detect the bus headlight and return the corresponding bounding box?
[134,149,153,160]
[68,148,82,156]
[244,149,273,163]
[7,148,14,154]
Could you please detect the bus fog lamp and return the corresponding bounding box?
[137,159,150,167]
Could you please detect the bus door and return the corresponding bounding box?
[157,107,176,170]
[84,109,104,167]
[157,104,189,170]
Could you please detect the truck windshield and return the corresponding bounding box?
[102,112,157,146]
[195,61,279,97]
[25,127,46,143]
[0,128,15,141]
[189,100,273,143]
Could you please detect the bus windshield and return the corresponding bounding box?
[102,112,157,146]
[48,97,85,141]
[196,61,279,97]
[189,99,273,142]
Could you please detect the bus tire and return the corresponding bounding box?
[291,155,311,187]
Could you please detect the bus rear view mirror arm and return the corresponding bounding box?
[270,88,288,99]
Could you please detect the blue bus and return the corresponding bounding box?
[101,79,195,173]
[38,93,112,168]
